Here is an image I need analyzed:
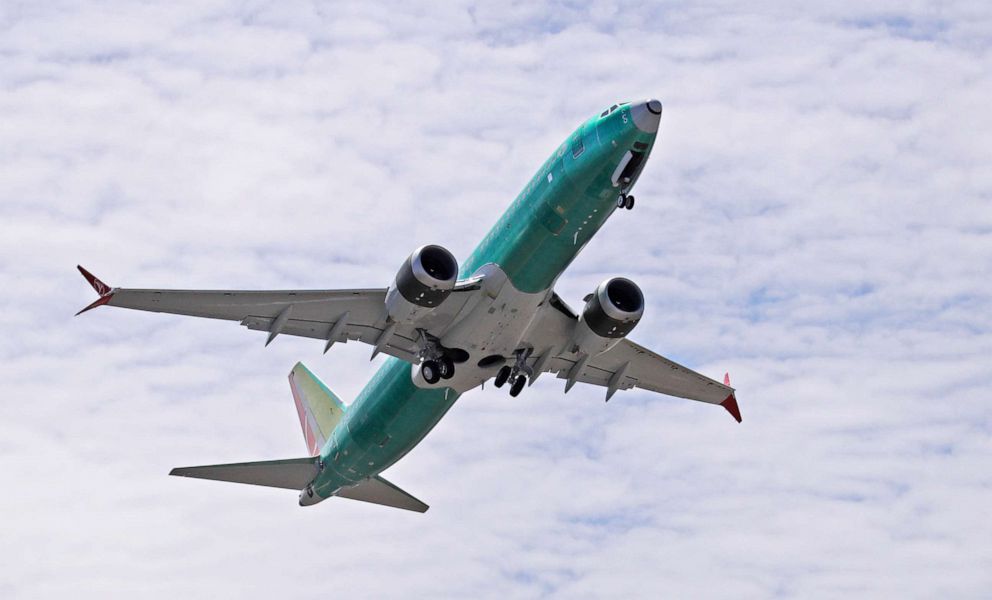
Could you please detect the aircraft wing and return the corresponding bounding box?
[526,294,741,422]
[75,266,421,361]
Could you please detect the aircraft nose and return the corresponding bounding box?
[630,99,662,133]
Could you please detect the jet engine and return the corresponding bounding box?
[570,277,644,355]
[385,244,459,324]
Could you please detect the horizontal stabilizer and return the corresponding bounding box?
[170,457,318,490]
[335,475,429,513]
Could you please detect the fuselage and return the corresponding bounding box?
[309,100,661,500]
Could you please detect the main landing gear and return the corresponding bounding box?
[494,365,512,388]
[418,329,456,385]
[509,373,527,397]
[494,365,528,397]
[493,349,533,397]
[420,355,454,385]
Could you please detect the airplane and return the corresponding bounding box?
[76,99,740,513]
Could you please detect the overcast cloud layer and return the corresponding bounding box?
[1,1,990,598]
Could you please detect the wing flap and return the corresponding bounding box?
[549,342,734,404]
[609,340,732,404]
[241,317,419,360]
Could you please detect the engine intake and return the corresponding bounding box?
[386,245,459,324]
[584,277,644,338]
[572,277,644,355]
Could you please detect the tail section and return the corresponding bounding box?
[169,362,429,512]
[288,362,346,455]
[169,458,429,512]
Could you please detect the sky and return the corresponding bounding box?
[1,0,991,597]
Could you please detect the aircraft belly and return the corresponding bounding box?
[310,266,554,496]
[307,112,658,501]
[312,358,459,498]
[442,265,546,356]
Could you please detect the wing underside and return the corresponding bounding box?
[524,294,741,421]
[75,266,423,361]
[76,267,739,420]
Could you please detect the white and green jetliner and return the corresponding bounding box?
[77,99,741,513]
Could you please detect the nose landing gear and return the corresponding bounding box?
[616,176,635,210]
[617,191,635,210]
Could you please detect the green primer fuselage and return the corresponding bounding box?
[312,104,657,498]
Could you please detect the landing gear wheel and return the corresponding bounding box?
[617,194,627,209]
[494,365,512,388]
[439,356,455,380]
[421,360,441,384]
[625,195,635,210]
[509,375,527,397]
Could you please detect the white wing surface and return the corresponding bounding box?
[524,294,741,421]
[75,266,421,361]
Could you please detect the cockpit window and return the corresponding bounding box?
[602,103,627,118]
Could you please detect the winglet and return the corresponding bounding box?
[720,393,742,423]
[75,265,115,315]
[724,372,731,386]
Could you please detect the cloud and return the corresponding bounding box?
[1,1,990,598]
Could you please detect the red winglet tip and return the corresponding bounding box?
[77,265,112,296]
[724,372,731,386]
[75,294,113,316]
[76,265,114,315]
[720,393,742,423]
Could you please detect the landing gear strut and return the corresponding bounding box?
[494,349,533,397]
[418,329,456,384]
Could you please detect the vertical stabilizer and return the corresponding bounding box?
[288,362,346,455]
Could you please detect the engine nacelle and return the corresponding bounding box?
[385,244,459,324]
[571,277,644,356]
